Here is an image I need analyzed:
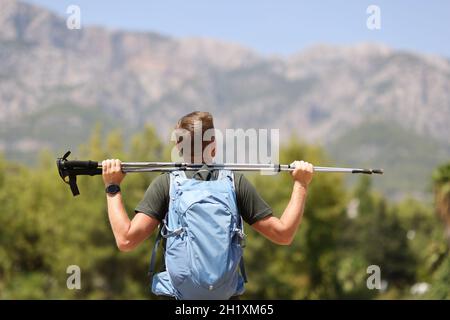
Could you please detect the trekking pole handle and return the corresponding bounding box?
[63,160,99,170]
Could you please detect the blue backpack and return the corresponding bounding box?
[149,170,247,300]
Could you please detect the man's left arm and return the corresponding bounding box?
[251,160,313,245]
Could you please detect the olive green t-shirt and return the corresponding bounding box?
[135,168,273,225]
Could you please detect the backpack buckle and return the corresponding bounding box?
[234,228,246,248]
[161,220,185,238]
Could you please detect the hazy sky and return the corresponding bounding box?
[26,0,450,58]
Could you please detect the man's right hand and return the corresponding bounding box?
[290,160,314,188]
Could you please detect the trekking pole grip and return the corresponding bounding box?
[57,151,102,196]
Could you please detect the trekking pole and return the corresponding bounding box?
[120,164,382,174]
[57,151,383,196]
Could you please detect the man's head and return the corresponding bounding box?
[174,111,216,163]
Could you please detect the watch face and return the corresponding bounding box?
[106,184,120,194]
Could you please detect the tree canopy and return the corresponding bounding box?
[0,126,448,299]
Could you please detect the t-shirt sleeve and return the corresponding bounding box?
[134,173,170,222]
[235,173,273,225]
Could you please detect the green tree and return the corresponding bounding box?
[243,138,347,299]
[337,176,417,299]
[432,163,450,242]
[1,127,447,300]
[424,162,450,299]
[0,126,165,299]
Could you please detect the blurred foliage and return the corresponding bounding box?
[327,121,450,199]
[0,127,449,299]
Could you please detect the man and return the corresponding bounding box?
[102,111,313,299]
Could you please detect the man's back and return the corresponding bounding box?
[135,166,273,226]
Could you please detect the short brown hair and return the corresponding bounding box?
[176,111,214,134]
[175,111,215,161]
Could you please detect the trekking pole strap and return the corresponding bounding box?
[68,175,80,196]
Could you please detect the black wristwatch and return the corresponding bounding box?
[105,184,121,195]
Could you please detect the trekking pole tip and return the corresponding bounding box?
[352,169,372,174]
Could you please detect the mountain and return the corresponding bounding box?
[1,0,449,199]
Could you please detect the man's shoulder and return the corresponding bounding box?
[232,171,244,184]
[146,172,170,192]
[154,172,170,182]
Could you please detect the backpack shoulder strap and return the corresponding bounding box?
[217,169,247,283]
[169,170,186,194]
[170,170,187,181]
[217,169,235,190]
[148,170,186,281]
